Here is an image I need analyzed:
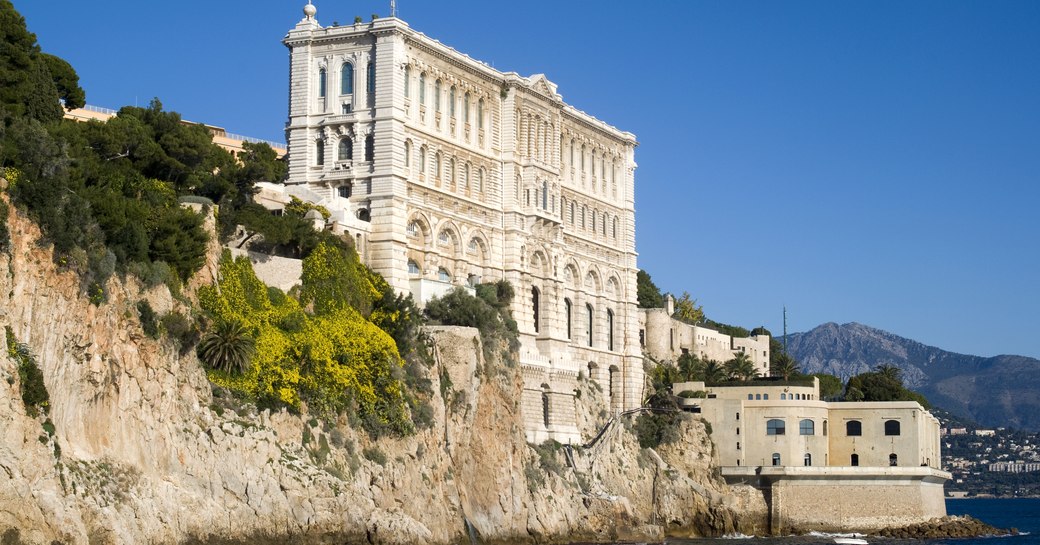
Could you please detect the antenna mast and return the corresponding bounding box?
[390,0,397,17]
[783,306,788,355]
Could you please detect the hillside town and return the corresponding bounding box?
[938,411,1040,497]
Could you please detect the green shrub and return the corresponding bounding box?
[362,446,387,466]
[5,326,49,417]
[677,390,707,399]
[137,300,159,338]
[0,199,9,254]
[161,311,199,353]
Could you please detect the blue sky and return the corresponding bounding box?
[15,1,1040,359]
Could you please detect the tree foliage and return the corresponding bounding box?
[197,319,256,375]
[844,364,930,408]
[672,291,705,324]
[636,269,664,308]
[724,352,758,381]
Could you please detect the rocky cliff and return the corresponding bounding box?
[0,198,767,544]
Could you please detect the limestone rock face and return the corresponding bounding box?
[0,198,766,544]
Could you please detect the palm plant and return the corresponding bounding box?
[701,359,727,383]
[771,352,800,381]
[725,352,758,381]
[197,319,256,375]
[876,363,902,383]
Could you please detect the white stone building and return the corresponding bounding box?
[280,4,643,443]
[672,378,949,532]
[641,298,771,375]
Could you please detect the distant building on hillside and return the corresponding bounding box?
[640,295,771,374]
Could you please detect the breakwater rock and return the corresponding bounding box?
[874,515,1016,539]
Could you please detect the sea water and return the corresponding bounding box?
[660,498,1039,545]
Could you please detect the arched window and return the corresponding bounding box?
[419,147,426,172]
[477,169,484,194]
[846,420,862,436]
[448,158,456,189]
[851,453,860,466]
[477,98,485,128]
[404,66,411,98]
[570,139,575,166]
[532,287,540,333]
[580,145,586,171]
[884,420,901,436]
[542,180,548,209]
[438,268,451,282]
[564,299,572,339]
[406,222,418,237]
[365,134,374,162]
[419,72,426,105]
[357,208,371,222]
[766,419,785,435]
[804,453,812,466]
[799,419,815,436]
[607,309,615,351]
[341,63,354,94]
[338,138,353,161]
[586,303,594,347]
[407,260,420,275]
[542,387,550,428]
[404,140,411,167]
[433,153,441,180]
[763,393,769,400]
[449,86,456,117]
[338,184,351,199]
[755,394,761,400]
[318,68,327,98]
[434,79,442,112]
[366,62,375,95]
[772,453,781,466]
[462,163,470,192]
[613,217,618,239]
[463,92,471,123]
[823,420,828,436]
[747,394,753,400]
[570,202,575,224]
[889,453,898,466]
[781,393,787,400]
[316,140,325,166]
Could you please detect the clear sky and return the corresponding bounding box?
[14,1,1040,359]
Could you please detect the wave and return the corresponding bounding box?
[720,533,756,539]
[806,531,867,538]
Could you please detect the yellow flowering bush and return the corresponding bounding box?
[200,248,410,434]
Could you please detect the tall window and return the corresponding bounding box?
[564,299,572,339]
[884,420,901,436]
[846,420,862,436]
[542,181,548,209]
[407,260,420,275]
[318,68,327,98]
[477,98,485,128]
[586,304,594,347]
[316,140,325,166]
[804,453,812,466]
[889,453,898,466]
[532,287,540,333]
[438,268,451,282]
[419,73,426,105]
[823,420,828,436]
[463,92,471,123]
[433,153,441,180]
[476,169,484,193]
[419,147,426,172]
[341,63,354,94]
[365,134,374,162]
[851,453,860,466]
[449,86,456,117]
[404,66,411,98]
[772,453,781,466]
[434,80,442,112]
[607,309,615,351]
[366,62,375,95]
[767,419,786,435]
[799,419,815,436]
[462,163,470,192]
[338,138,353,161]
[404,141,411,167]
[449,158,456,189]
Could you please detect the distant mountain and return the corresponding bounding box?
[786,322,1040,431]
